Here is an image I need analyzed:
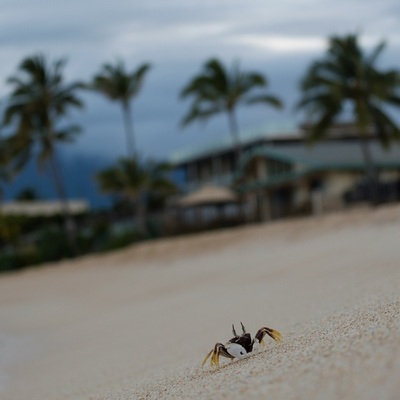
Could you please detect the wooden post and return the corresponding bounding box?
[311,190,323,217]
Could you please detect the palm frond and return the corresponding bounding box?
[369,104,400,147]
[306,111,339,143]
[245,94,283,108]
[53,125,81,142]
[180,105,222,127]
[180,57,282,134]
[96,157,176,201]
[366,40,386,68]
[298,33,400,144]
[130,63,152,96]
[91,61,151,102]
[3,53,84,178]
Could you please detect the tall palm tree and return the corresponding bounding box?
[180,58,283,161]
[3,53,84,252]
[1,106,12,202]
[90,61,151,158]
[97,158,176,234]
[297,33,400,203]
[0,144,9,202]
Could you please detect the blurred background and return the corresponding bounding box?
[1,0,400,269]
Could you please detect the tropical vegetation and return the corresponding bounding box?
[2,54,84,252]
[297,33,400,203]
[96,158,177,235]
[180,58,283,160]
[89,61,151,158]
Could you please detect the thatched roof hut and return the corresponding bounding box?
[0,200,89,216]
[177,185,238,208]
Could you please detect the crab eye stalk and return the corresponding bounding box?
[240,322,247,334]
[232,324,238,337]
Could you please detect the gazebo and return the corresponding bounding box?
[174,185,241,231]
[177,185,238,207]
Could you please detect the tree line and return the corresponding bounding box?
[1,32,400,259]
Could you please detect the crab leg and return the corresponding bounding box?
[201,349,214,367]
[215,343,235,366]
[211,347,220,367]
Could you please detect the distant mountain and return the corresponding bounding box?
[1,150,186,209]
[2,151,114,209]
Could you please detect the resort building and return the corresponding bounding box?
[0,200,90,217]
[170,123,400,222]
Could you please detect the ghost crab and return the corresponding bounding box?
[202,322,282,367]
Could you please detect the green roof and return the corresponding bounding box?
[239,141,400,170]
[236,140,400,191]
[169,121,298,165]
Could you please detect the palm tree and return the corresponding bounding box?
[0,145,9,202]
[180,58,283,161]
[297,33,400,203]
[15,187,39,201]
[97,158,176,234]
[3,53,84,253]
[90,61,151,158]
[0,106,12,202]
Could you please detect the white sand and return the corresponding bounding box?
[0,205,400,400]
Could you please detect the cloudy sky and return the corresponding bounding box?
[1,0,400,162]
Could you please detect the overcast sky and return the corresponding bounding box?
[1,0,400,162]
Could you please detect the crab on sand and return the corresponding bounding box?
[202,322,282,367]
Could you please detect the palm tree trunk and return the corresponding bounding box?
[48,147,79,255]
[121,104,144,235]
[359,135,379,205]
[122,101,136,159]
[227,110,242,169]
[135,193,147,236]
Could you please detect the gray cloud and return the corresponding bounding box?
[1,0,400,161]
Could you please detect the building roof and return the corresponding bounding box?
[236,140,400,192]
[0,200,90,216]
[176,185,238,207]
[169,121,299,165]
[169,122,381,167]
[240,141,400,170]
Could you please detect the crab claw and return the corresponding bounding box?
[268,328,283,343]
[255,327,283,348]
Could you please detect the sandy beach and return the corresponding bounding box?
[0,205,400,400]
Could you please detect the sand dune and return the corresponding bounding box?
[0,205,400,399]
[123,295,400,400]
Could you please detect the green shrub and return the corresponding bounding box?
[36,226,73,260]
[100,229,142,252]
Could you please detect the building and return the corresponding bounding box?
[0,200,90,217]
[170,123,400,222]
[235,140,400,220]
[170,122,299,192]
